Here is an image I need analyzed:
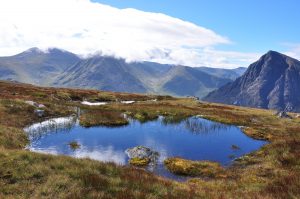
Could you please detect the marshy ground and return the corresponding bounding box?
[0,80,299,198]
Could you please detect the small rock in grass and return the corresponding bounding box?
[38,104,46,108]
[25,100,39,107]
[276,111,291,119]
[34,109,45,117]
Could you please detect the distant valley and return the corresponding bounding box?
[0,48,246,98]
[3,47,300,113]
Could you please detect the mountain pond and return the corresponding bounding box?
[24,115,267,181]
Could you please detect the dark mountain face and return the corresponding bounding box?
[0,47,80,85]
[203,51,300,112]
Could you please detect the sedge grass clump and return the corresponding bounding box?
[55,91,71,101]
[162,114,190,125]
[79,110,129,127]
[164,157,224,178]
[133,112,158,123]
[96,93,117,102]
[69,141,81,150]
[0,125,28,149]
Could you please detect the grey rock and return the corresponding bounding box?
[38,104,46,108]
[125,146,159,163]
[25,100,46,109]
[276,111,291,119]
[34,109,45,117]
[25,100,39,107]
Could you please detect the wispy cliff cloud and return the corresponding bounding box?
[0,0,259,68]
[283,43,300,60]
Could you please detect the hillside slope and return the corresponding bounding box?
[204,51,300,112]
[0,48,80,85]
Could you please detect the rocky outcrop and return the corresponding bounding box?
[275,111,291,119]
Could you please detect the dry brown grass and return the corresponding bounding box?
[79,110,129,127]
[0,80,299,198]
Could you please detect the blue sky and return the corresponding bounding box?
[93,0,300,54]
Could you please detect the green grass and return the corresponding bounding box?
[0,149,190,199]
[0,80,299,198]
[0,125,28,149]
[79,110,129,127]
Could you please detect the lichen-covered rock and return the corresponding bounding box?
[25,100,46,108]
[129,157,150,166]
[125,146,159,166]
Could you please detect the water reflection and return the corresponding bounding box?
[73,146,127,165]
[24,115,267,180]
[162,115,187,125]
[24,116,77,141]
[184,117,229,135]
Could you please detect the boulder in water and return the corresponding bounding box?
[125,146,159,166]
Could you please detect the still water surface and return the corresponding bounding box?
[24,116,266,180]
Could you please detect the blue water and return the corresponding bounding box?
[25,116,267,180]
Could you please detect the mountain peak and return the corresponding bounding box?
[204,51,300,112]
[22,47,71,55]
[266,50,281,55]
[263,50,287,60]
[24,47,44,54]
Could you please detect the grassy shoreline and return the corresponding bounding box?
[0,81,299,198]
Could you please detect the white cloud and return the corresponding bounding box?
[0,0,258,68]
[283,43,300,61]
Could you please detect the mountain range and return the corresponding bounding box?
[2,47,300,112]
[0,48,246,98]
[0,48,80,86]
[204,51,300,112]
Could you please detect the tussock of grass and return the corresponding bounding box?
[0,125,28,149]
[0,150,190,199]
[79,110,129,127]
[69,141,80,150]
[164,157,224,177]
